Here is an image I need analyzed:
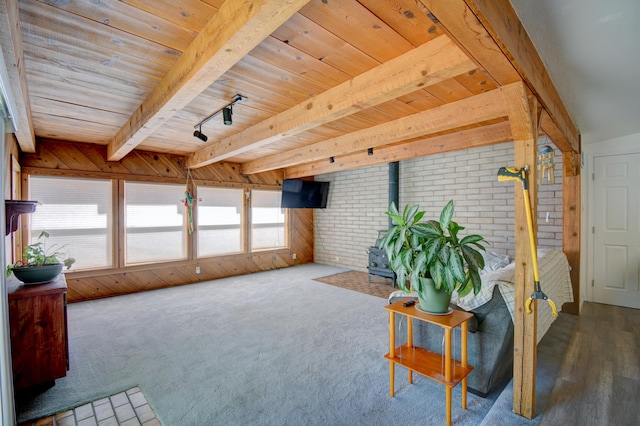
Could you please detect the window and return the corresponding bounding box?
[29,176,113,270]
[251,189,285,251]
[27,176,288,269]
[125,182,186,264]
[197,187,243,257]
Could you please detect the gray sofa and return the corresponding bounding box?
[390,286,513,397]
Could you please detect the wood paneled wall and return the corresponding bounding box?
[4,134,24,264]
[19,140,314,302]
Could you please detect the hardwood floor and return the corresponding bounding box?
[541,302,640,425]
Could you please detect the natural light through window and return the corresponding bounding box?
[197,186,243,257]
[251,189,285,251]
[125,182,186,264]
[29,176,113,270]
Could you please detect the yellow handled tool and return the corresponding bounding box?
[497,166,557,317]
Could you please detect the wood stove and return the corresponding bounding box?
[367,231,396,287]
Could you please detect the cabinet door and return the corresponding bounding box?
[10,292,67,389]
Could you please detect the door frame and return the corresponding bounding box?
[583,132,640,305]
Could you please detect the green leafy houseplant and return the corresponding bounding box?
[378,200,487,312]
[6,231,76,281]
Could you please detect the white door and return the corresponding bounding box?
[593,153,640,308]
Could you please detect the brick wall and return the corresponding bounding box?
[315,140,563,271]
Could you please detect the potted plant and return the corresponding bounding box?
[378,200,487,314]
[6,231,76,284]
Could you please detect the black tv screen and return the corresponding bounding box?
[281,179,330,209]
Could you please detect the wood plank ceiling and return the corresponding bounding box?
[2,0,579,178]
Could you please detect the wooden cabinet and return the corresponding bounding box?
[7,274,68,390]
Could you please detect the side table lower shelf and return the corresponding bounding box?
[384,344,473,388]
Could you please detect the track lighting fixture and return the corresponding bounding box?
[193,125,208,142]
[368,147,374,155]
[329,157,335,163]
[193,94,246,141]
[222,106,233,125]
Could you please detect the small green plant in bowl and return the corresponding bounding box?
[6,231,76,284]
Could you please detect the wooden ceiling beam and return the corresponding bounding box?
[285,120,513,178]
[106,0,310,161]
[465,0,579,153]
[416,0,519,87]
[186,35,476,169]
[540,109,578,155]
[417,0,579,153]
[243,86,510,174]
[0,0,36,152]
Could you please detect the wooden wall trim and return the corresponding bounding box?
[21,167,283,189]
[20,139,284,188]
[561,151,581,315]
[67,248,293,279]
[63,248,305,302]
[115,180,124,269]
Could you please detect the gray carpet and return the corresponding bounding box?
[15,264,500,425]
[15,263,572,425]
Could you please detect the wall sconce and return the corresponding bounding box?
[367,147,374,156]
[329,157,335,163]
[193,94,246,141]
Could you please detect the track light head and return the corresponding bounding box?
[193,129,208,142]
[329,156,335,163]
[368,147,374,156]
[194,94,245,136]
[223,106,232,125]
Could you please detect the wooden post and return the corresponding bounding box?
[407,316,413,384]
[389,311,395,397]
[461,321,468,410]
[445,328,452,426]
[113,180,121,268]
[502,81,540,419]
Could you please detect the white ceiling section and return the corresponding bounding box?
[510,0,640,144]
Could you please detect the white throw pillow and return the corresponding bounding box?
[480,251,511,274]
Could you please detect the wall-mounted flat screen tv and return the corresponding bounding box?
[281,179,330,209]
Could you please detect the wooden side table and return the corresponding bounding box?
[384,299,474,426]
[7,274,69,390]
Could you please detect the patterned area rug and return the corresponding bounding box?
[314,271,396,299]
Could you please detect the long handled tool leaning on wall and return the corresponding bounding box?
[497,166,557,317]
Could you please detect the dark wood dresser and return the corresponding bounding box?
[7,274,69,390]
